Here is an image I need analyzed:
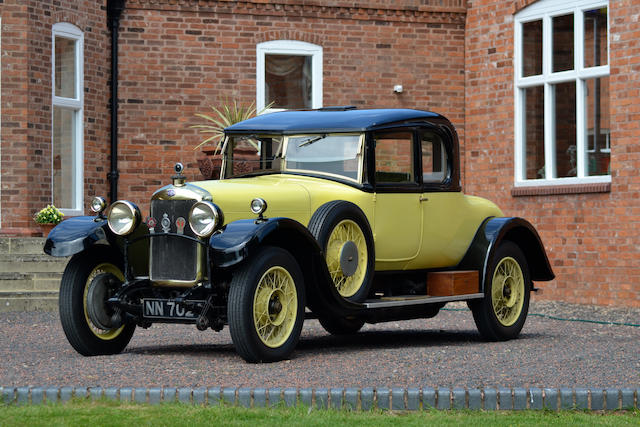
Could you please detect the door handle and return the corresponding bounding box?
[420,196,429,202]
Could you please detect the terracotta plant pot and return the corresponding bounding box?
[197,152,222,180]
[38,223,56,237]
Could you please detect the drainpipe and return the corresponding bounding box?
[107,0,126,203]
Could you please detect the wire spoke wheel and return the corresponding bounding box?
[491,257,524,327]
[228,246,305,362]
[325,219,367,297]
[83,263,126,340]
[470,241,531,341]
[252,266,298,348]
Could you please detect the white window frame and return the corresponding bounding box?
[256,40,323,113]
[52,23,84,215]
[514,0,610,186]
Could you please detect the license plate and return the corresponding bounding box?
[143,298,199,320]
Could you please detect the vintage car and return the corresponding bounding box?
[44,108,554,362]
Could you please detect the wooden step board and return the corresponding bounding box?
[426,270,479,296]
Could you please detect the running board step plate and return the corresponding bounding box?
[363,293,484,309]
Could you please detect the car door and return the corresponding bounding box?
[372,130,423,269]
[412,129,469,269]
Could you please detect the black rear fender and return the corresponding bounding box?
[457,217,554,292]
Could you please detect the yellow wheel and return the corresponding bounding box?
[470,241,531,341]
[228,246,305,362]
[59,247,135,356]
[253,266,298,348]
[491,257,525,327]
[83,263,126,340]
[309,201,374,302]
[325,220,368,298]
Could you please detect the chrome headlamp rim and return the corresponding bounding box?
[250,198,268,215]
[107,200,141,236]
[188,201,223,238]
[90,196,107,214]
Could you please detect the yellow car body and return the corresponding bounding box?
[197,174,503,271]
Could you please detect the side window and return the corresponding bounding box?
[374,131,415,184]
[421,131,449,184]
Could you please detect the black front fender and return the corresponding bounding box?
[43,216,111,257]
[210,217,361,317]
[457,217,555,291]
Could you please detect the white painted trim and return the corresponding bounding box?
[514,1,610,186]
[52,23,84,214]
[256,40,323,112]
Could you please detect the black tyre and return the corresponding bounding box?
[318,316,365,335]
[59,247,135,356]
[470,241,531,341]
[308,201,374,302]
[228,246,305,362]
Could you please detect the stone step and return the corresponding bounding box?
[0,291,58,312]
[0,272,62,291]
[0,237,48,255]
[0,254,69,274]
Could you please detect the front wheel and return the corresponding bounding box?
[59,247,135,356]
[228,246,305,362]
[469,241,531,341]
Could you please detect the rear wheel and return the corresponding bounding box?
[228,246,305,362]
[470,241,531,341]
[59,247,135,356]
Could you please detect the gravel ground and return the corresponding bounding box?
[1,299,638,389]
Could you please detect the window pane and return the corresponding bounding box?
[55,36,77,98]
[553,14,574,72]
[265,54,312,109]
[53,106,76,208]
[584,8,608,68]
[374,132,414,184]
[522,20,543,77]
[421,132,447,183]
[586,77,610,176]
[554,82,577,178]
[524,86,545,180]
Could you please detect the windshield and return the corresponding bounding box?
[223,135,284,178]
[285,134,362,181]
[223,133,362,181]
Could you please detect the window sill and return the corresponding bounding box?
[511,182,611,197]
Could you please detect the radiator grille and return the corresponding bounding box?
[150,199,198,282]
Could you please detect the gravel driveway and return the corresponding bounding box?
[1,300,638,389]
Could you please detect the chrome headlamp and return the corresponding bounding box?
[90,196,107,215]
[250,198,268,216]
[189,201,223,238]
[107,201,141,236]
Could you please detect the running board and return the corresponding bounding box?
[362,293,484,309]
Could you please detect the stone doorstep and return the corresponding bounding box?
[1,387,637,410]
[0,237,48,255]
[0,272,62,291]
[0,255,69,274]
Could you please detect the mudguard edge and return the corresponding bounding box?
[457,217,555,292]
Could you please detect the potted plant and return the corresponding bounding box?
[191,100,272,179]
[34,204,64,236]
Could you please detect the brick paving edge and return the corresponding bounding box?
[1,386,638,410]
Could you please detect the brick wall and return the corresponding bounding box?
[0,0,111,235]
[464,0,640,307]
[115,0,467,214]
